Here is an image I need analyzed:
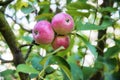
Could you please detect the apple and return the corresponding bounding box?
[52,35,70,50]
[51,12,74,35]
[32,20,54,45]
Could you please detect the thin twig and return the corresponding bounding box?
[0,0,13,6]
[24,40,35,60]
[19,44,33,49]
[5,14,32,33]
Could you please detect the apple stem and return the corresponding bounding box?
[47,46,65,56]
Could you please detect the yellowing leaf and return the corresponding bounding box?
[15,0,28,10]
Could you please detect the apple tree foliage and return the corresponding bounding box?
[0,0,120,80]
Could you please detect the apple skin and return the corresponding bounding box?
[51,13,74,35]
[52,35,70,50]
[32,20,54,45]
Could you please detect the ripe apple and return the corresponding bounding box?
[51,12,74,35]
[52,35,70,50]
[32,20,54,45]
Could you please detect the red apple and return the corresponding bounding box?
[52,36,70,50]
[51,12,74,35]
[32,20,54,45]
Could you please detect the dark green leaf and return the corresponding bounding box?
[30,73,38,79]
[1,69,15,76]
[112,71,120,80]
[104,72,114,80]
[45,66,55,74]
[67,0,72,4]
[67,55,83,80]
[99,7,117,13]
[31,56,43,71]
[104,45,120,58]
[82,67,97,80]
[104,58,117,72]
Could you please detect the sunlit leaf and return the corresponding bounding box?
[21,5,35,14]
[17,64,39,74]
[67,10,90,17]
[38,1,50,6]
[35,13,54,20]
[67,1,95,10]
[14,0,28,10]
[76,20,113,30]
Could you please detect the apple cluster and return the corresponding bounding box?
[32,12,74,50]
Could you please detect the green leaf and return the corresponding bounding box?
[67,0,72,4]
[14,0,28,10]
[67,55,83,80]
[104,58,117,72]
[104,72,114,80]
[38,1,50,6]
[30,73,38,79]
[31,56,43,71]
[67,1,95,10]
[104,45,120,58]
[50,56,72,80]
[22,36,33,42]
[45,66,55,74]
[17,64,39,74]
[35,13,54,20]
[67,10,90,17]
[76,20,113,30]
[82,67,97,80]
[40,55,72,80]
[1,69,15,76]
[99,7,117,13]
[21,5,35,14]
[77,33,98,59]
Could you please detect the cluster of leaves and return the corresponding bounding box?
[0,0,120,80]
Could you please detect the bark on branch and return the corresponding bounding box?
[0,0,13,6]
[0,11,30,80]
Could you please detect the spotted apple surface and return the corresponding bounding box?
[52,35,70,50]
[32,20,54,44]
[51,13,74,35]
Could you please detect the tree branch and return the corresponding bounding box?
[0,11,30,80]
[24,40,35,60]
[90,0,114,80]
[0,0,13,6]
